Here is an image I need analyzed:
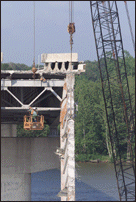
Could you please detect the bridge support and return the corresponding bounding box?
[1,173,31,201]
[1,137,60,201]
[58,73,75,201]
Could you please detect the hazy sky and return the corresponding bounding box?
[1,1,135,66]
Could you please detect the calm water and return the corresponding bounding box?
[31,162,119,201]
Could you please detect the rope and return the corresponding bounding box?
[124,1,135,52]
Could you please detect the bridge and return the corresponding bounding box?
[1,53,86,201]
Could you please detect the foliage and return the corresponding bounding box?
[1,62,44,71]
[1,62,31,70]
[75,51,135,161]
[17,121,50,137]
[75,154,110,162]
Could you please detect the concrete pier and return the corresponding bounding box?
[1,137,60,201]
[1,173,31,201]
[58,74,75,201]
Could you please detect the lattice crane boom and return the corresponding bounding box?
[90,1,135,201]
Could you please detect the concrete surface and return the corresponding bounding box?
[1,137,60,201]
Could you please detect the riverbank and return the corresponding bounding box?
[77,159,109,163]
[76,154,135,163]
[75,154,111,163]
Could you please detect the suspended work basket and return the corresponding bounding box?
[24,115,44,130]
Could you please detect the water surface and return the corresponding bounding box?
[31,162,119,201]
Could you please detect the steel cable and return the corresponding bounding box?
[124,1,135,52]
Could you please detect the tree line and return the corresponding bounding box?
[2,50,135,162]
[74,50,135,161]
[1,62,43,70]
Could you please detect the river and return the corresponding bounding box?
[31,162,120,201]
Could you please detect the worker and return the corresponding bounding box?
[29,107,37,122]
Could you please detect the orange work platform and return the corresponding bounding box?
[24,115,44,130]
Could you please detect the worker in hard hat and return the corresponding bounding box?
[29,107,37,122]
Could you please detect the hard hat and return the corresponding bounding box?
[33,107,36,110]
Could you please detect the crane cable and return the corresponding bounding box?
[124,1,135,52]
[32,1,37,78]
[67,1,75,117]
[68,1,75,71]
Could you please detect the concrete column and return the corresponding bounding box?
[59,74,75,201]
[1,124,17,137]
[60,80,68,201]
[54,62,58,72]
[1,138,31,201]
[61,62,66,71]
[66,73,75,201]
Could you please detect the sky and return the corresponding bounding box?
[1,1,135,66]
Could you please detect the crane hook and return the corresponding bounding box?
[32,60,37,79]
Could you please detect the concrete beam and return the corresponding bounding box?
[41,53,78,63]
[1,79,64,87]
[1,107,61,110]
[42,62,86,73]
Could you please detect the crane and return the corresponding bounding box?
[90,1,135,201]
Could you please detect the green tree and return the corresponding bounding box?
[74,50,135,161]
[75,75,107,159]
[17,121,50,137]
